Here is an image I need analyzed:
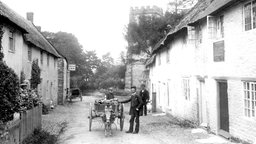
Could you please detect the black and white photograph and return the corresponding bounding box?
[0,0,256,144]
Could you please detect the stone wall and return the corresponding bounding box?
[57,58,69,105]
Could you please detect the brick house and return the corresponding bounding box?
[0,1,62,106]
[147,0,256,143]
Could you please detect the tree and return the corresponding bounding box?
[92,53,126,89]
[42,31,87,77]
[0,61,20,122]
[102,52,114,67]
[125,10,185,55]
[43,31,101,77]
[31,59,41,89]
[168,0,197,13]
[119,51,126,64]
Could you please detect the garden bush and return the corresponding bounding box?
[100,88,130,97]
[20,89,41,111]
[20,59,41,111]
[22,128,57,144]
[42,103,49,115]
[0,61,20,123]
[113,89,130,96]
[30,59,41,89]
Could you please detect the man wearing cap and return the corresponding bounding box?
[105,87,115,100]
[139,84,149,116]
[121,86,143,134]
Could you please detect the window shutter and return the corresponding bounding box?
[213,40,225,62]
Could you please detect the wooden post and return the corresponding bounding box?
[152,92,157,112]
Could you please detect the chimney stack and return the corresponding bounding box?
[26,12,34,23]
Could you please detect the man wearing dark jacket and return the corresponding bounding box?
[121,86,143,134]
[105,87,115,100]
[139,84,149,116]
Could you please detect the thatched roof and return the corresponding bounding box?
[151,37,166,53]
[0,1,61,58]
[145,54,156,67]
[0,2,27,33]
[189,0,237,25]
[152,0,213,54]
[152,0,242,55]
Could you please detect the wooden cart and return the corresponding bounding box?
[88,99,125,136]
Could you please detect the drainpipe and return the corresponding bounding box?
[131,62,133,87]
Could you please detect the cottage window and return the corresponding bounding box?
[9,31,15,52]
[243,81,256,117]
[188,26,196,40]
[47,54,49,66]
[207,16,216,39]
[183,78,190,100]
[244,0,256,31]
[40,51,43,65]
[216,15,224,38]
[213,40,225,62]
[28,47,32,61]
[195,25,202,45]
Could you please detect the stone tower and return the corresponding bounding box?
[125,5,163,90]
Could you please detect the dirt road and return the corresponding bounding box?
[52,92,235,144]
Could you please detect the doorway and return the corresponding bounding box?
[217,80,230,138]
[198,80,207,126]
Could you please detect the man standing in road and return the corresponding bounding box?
[121,86,143,134]
[139,84,149,116]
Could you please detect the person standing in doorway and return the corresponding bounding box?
[139,84,149,116]
[121,86,143,134]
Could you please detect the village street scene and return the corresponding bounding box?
[0,0,256,144]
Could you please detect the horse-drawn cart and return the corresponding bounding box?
[88,99,125,136]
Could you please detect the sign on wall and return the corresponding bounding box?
[68,64,76,71]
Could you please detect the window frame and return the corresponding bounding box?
[213,40,225,62]
[216,15,224,39]
[244,0,256,31]
[195,25,202,46]
[243,81,256,118]
[28,47,32,61]
[8,30,15,52]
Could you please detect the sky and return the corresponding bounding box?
[1,0,169,62]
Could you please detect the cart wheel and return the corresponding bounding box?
[120,104,124,131]
[89,106,92,131]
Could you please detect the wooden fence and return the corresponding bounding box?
[19,104,42,142]
[0,104,42,144]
